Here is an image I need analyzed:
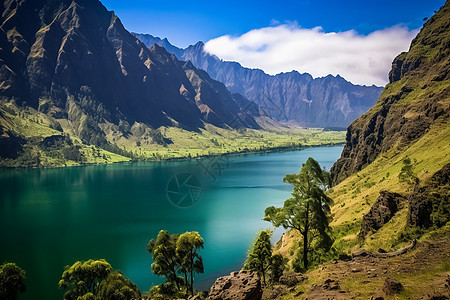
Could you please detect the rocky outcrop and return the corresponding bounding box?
[307,278,349,299]
[382,278,404,296]
[208,270,262,300]
[330,1,450,185]
[359,191,404,239]
[278,272,305,287]
[408,164,450,228]
[134,34,383,129]
[261,286,288,300]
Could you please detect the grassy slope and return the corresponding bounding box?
[330,115,449,251]
[273,76,450,263]
[280,225,450,299]
[116,125,345,160]
[0,102,132,167]
[0,100,345,167]
[272,105,449,299]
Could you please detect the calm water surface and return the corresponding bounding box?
[0,146,343,299]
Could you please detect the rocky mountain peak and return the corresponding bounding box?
[135,33,383,128]
[0,0,264,149]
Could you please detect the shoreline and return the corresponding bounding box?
[0,143,345,170]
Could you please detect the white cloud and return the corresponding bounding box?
[204,24,418,86]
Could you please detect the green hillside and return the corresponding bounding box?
[0,100,345,167]
[268,2,450,298]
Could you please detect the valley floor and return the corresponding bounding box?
[0,101,346,168]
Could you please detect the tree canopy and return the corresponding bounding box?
[176,231,204,297]
[264,157,333,270]
[97,271,141,300]
[0,262,26,300]
[147,230,182,290]
[148,231,204,297]
[270,254,286,283]
[398,157,419,187]
[58,259,139,300]
[244,229,273,285]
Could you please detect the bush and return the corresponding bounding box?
[0,262,26,300]
[62,145,85,162]
[97,271,141,300]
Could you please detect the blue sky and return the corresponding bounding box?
[100,0,445,86]
[101,0,444,48]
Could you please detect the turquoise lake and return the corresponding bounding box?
[0,146,343,299]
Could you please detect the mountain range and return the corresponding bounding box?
[0,0,266,142]
[134,33,384,128]
[0,0,348,168]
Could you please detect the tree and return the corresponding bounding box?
[244,230,273,285]
[58,259,112,300]
[147,230,182,291]
[270,254,286,283]
[264,157,333,271]
[176,232,204,297]
[398,157,419,187]
[97,271,141,300]
[0,262,26,300]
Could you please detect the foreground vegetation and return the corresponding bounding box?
[58,259,140,300]
[147,231,204,298]
[0,262,26,300]
[0,100,345,167]
[243,229,286,286]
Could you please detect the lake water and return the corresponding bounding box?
[0,146,343,299]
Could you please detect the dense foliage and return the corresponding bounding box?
[244,230,273,285]
[97,271,141,300]
[147,231,182,291]
[58,259,139,300]
[58,259,112,300]
[0,263,26,300]
[148,231,204,297]
[244,229,286,285]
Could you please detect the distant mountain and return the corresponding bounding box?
[132,33,183,58]
[134,34,384,128]
[0,0,263,150]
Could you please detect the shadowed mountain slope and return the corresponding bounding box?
[0,0,262,150]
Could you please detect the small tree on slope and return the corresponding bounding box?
[264,157,333,270]
[244,229,273,285]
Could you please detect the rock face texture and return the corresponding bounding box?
[208,270,262,300]
[0,0,262,148]
[359,191,404,239]
[330,1,450,185]
[134,34,383,129]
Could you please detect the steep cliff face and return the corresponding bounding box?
[0,0,261,149]
[330,1,450,185]
[134,34,383,128]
